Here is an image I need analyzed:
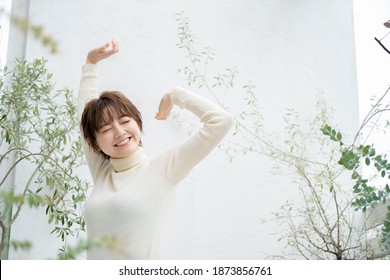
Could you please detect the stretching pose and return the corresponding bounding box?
[78,40,233,259]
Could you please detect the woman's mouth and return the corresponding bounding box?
[115,137,131,147]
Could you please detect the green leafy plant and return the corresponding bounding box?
[322,87,390,252]
[0,58,89,259]
[267,104,375,259]
[175,12,379,259]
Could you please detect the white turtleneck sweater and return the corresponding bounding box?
[78,64,233,259]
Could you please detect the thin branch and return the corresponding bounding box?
[375,37,390,55]
[0,215,9,257]
[0,152,44,187]
[353,86,390,145]
[9,162,42,225]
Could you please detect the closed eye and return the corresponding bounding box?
[99,126,112,133]
[119,116,131,124]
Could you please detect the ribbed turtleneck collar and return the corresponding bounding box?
[109,147,146,172]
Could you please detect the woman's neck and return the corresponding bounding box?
[109,146,145,172]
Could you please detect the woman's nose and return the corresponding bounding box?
[113,125,125,138]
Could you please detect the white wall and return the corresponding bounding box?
[6,0,359,259]
[0,0,12,65]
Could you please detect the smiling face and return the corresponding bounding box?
[81,91,143,159]
[96,114,141,159]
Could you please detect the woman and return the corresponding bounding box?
[78,40,233,259]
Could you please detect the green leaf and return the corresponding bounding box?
[362,145,370,156]
[5,130,11,144]
[353,188,361,194]
[61,155,70,163]
[338,149,359,170]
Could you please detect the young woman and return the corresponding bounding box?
[78,40,233,259]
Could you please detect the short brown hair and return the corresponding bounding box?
[80,91,142,158]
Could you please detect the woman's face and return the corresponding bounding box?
[95,115,141,159]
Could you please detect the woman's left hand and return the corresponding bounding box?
[155,93,173,120]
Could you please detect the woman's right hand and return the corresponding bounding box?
[86,39,119,64]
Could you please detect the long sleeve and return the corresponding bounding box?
[77,64,99,121]
[77,64,106,181]
[152,86,233,185]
